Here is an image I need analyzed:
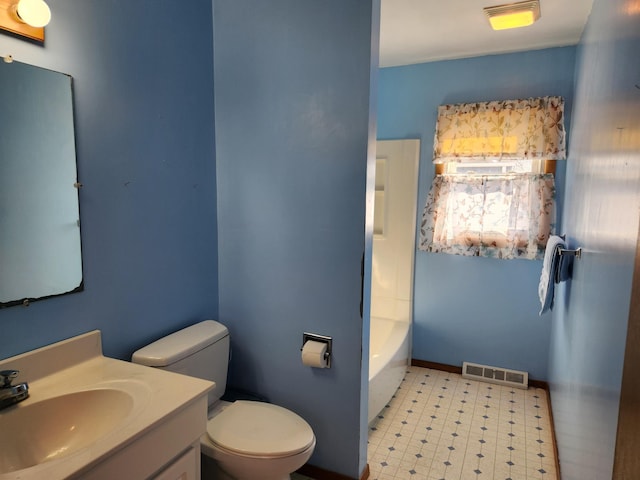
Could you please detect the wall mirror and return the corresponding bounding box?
[0,57,83,308]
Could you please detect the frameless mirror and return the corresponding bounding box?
[0,58,83,308]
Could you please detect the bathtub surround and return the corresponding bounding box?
[368,139,419,424]
[378,46,577,381]
[371,140,420,322]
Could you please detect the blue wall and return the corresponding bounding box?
[378,47,576,381]
[213,1,377,477]
[8,2,636,479]
[0,1,218,361]
[548,0,640,477]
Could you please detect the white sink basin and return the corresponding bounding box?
[0,330,212,480]
[0,388,134,474]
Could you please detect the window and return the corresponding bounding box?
[419,96,566,260]
[441,159,545,175]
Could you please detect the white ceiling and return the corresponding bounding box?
[379,0,594,67]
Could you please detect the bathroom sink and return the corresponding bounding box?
[0,330,212,480]
[0,388,134,474]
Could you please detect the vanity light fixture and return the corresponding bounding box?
[0,0,51,42]
[484,0,541,31]
[16,0,50,27]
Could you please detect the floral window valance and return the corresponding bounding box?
[433,96,566,163]
[419,173,556,260]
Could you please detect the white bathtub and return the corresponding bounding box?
[368,316,411,424]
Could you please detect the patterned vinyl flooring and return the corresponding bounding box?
[367,366,557,480]
[294,365,557,480]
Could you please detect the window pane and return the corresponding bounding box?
[444,159,543,175]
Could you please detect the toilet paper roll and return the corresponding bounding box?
[301,340,328,368]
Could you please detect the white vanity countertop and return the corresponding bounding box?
[0,330,213,480]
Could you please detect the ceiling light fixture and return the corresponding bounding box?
[484,0,541,31]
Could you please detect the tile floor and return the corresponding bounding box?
[293,366,557,480]
[367,366,557,480]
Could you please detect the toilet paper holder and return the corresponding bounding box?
[301,333,332,368]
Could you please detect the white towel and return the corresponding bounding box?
[538,235,566,315]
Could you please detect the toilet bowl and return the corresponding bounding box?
[131,320,316,480]
[201,401,315,480]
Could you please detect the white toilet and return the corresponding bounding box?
[132,320,316,480]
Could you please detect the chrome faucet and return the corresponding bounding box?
[0,370,29,410]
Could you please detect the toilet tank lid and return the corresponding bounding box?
[132,320,229,367]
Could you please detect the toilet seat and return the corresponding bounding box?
[206,401,315,458]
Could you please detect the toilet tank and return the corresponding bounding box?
[132,320,229,407]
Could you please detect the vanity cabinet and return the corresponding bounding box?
[151,446,198,480]
[73,396,207,480]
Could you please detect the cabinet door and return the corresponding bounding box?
[152,447,197,480]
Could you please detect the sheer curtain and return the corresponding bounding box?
[419,173,556,260]
[419,96,565,260]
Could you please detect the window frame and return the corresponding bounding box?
[435,160,556,176]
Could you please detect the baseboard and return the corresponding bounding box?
[297,463,369,480]
[411,358,462,374]
[411,358,549,389]
[543,386,561,479]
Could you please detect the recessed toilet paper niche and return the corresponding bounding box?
[301,333,332,368]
